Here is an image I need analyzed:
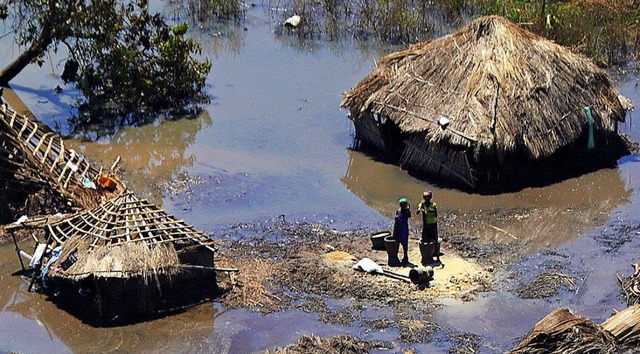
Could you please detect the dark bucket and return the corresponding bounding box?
[434,239,441,262]
[384,235,400,266]
[409,266,434,284]
[419,241,436,266]
[370,231,390,250]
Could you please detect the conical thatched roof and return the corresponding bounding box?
[44,191,216,281]
[341,15,630,160]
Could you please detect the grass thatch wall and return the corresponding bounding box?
[48,235,181,281]
[400,136,476,188]
[50,268,218,325]
[352,111,387,152]
[510,306,640,353]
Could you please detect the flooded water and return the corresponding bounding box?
[1,4,640,353]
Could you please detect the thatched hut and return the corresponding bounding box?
[341,16,632,191]
[36,191,219,324]
[0,103,124,220]
[508,306,640,353]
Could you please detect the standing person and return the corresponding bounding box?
[394,198,411,266]
[417,190,438,244]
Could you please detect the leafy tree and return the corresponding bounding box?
[0,0,211,130]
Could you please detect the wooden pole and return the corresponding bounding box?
[11,229,26,271]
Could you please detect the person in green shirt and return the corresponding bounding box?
[417,190,438,244]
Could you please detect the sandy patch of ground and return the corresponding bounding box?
[325,250,358,262]
[322,243,494,301]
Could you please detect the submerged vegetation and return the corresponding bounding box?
[273,0,463,43]
[274,0,639,65]
[476,0,640,66]
[168,0,247,26]
[73,20,212,130]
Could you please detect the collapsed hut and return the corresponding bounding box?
[0,100,233,324]
[619,263,640,306]
[21,191,220,323]
[0,103,124,222]
[341,16,633,191]
[508,306,640,353]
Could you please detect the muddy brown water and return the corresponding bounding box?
[1,5,640,353]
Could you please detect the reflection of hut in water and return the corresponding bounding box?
[0,103,124,221]
[341,16,633,192]
[35,191,218,324]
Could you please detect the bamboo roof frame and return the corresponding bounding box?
[0,114,50,189]
[341,16,632,162]
[45,191,217,281]
[0,103,123,210]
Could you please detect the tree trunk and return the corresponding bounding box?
[0,24,54,86]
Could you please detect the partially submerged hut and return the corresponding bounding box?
[509,306,640,353]
[33,191,219,323]
[0,103,123,220]
[341,16,632,191]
